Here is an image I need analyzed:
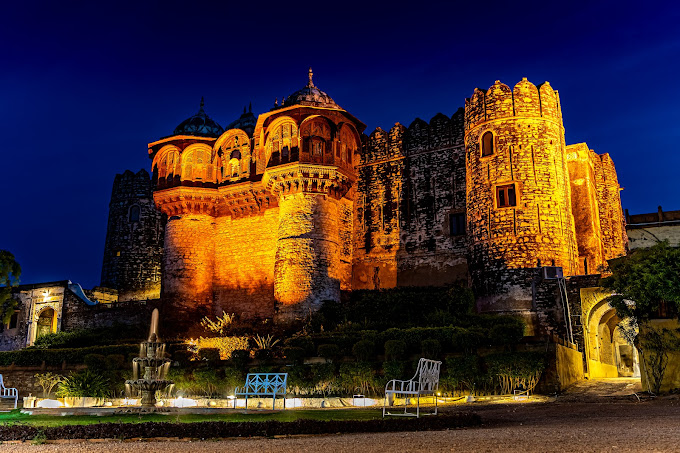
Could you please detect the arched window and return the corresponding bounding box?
[182,147,212,182]
[129,205,140,222]
[481,131,494,157]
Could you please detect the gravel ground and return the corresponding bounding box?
[4,380,680,452]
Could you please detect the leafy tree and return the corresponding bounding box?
[601,242,680,393]
[602,241,680,322]
[0,250,21,325]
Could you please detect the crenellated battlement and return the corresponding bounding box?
[464,78,562,131]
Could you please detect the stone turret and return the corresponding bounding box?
[101,169,164,301]
[465,79,579,313]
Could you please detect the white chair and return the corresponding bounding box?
[383,358,441,418]
[0,374,18,409]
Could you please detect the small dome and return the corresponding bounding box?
[173,98,224,137]
[282,68,340,109]
[227,103,256,136]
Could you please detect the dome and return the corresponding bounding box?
[173,98,224,137]
[227,103,257,136]
[282,68,341,109]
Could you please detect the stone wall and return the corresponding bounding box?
[354,110,468,290]
[275,193,342,321]
[0,365,84,398]
[61,291,152,332]
[626,206,680,249]
[100,169,164,301]
[214,208,279,319]
[592,153,627,260]
[567,143,605,274]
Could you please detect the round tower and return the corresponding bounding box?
[464,79,579,291]
[260,68,364,322]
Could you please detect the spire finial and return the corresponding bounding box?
[274,97,278,106]
[199,96,205,113]
[308,67,314,87]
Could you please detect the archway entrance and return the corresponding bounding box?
[581,288,640,379]
[36,308,57,339]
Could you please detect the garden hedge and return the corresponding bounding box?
[0,414,481,441]
[0,344,138,366]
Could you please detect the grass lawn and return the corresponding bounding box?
[0,409,384,427]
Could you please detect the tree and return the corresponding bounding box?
[0,250,21,326]
[601,241,680,322]
[601,241,680,393]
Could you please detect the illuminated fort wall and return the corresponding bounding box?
[353,110,468,290]
[138,76,627,328]
[149,100,362,323]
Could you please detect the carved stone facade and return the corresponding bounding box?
[149,70,363,323]
[144,73,626,329]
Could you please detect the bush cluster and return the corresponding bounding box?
[440,352,546,396]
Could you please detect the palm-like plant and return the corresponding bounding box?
[254,334,279,350]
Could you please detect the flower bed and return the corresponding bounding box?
[0,413,481,441]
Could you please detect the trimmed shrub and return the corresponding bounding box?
[171,349,193,365]
[229,349,250,369]
[0,414,482,441]
[488,323,525,347]
[283,336,315,356]
[32,324,145,349]
[382,360,406,382]
[192,368,221,397]
[351,340,375,362]
[254,348,273,362]
[283,347,306,365]
[451,327,485,353]
[339,362,378,395]
[384,340,406,361]
[0,344,138,367]
[198,348,221,362]
[442,355,483,395]
[317,344,341,362]
[222,367,243,395]
[485,352,546,394]
[83,354,107,372]
[420,339,441,360]
[105,354,126,370]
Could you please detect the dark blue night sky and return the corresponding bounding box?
[1,0,679,288]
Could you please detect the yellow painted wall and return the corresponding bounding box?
[639,319,680,393]
[588,359,618,378]
[555,343,584,389]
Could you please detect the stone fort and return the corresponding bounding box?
[100,69,627,333]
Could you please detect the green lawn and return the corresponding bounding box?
[0,409,383,427]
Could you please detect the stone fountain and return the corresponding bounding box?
[125,308,173,407]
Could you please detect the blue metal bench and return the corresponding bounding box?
[234,373,288,409]
[0,374,18,409]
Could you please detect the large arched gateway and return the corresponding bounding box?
[581,287,640,379]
